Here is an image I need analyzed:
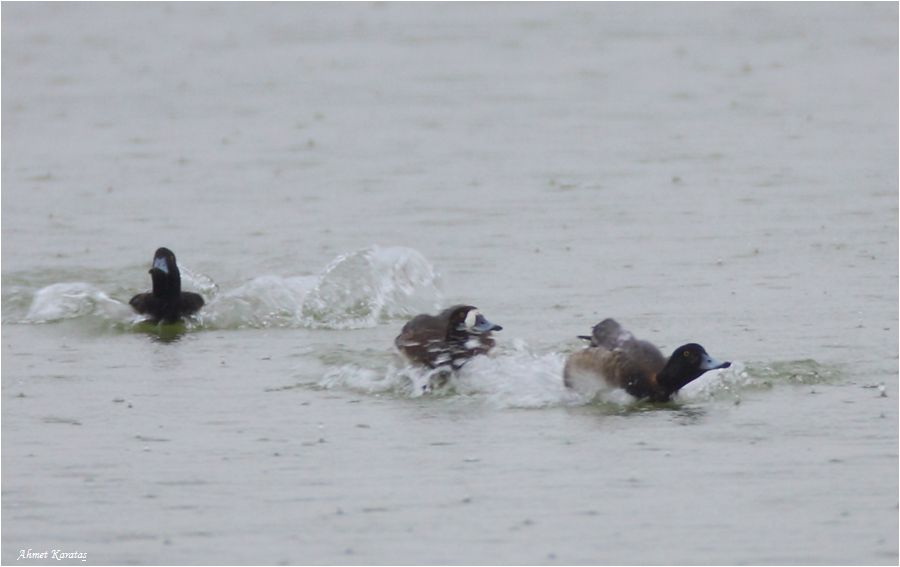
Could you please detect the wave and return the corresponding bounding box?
[198,275,318,329]
[303,348,842,409]
[10,245,443,331]
[7,246,841,409]
[680,358,842,401]
[310,341,579,409]
[299,245,443,329]
[23,282,134,324]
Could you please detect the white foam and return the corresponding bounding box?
[315,341,588,409]
[18,245,443,332]
[201,245,442,330]
[179,265,220,297]
[300,245,443,329]
[199,275,316,329]
[679,361,750,401]
[23,282,132,323]
[315,362,435,397]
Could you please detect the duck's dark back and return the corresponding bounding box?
[396,313,445,345]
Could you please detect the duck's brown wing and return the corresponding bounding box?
[178,292,205,316]
[129,292,157,315]
[395,315,447,367]
[618,339,667,377]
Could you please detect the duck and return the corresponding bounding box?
[129,247,204,324]
[563,318,730,402]
[395,305,502,370]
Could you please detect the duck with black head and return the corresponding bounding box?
[395,305,502,371]
[129,247,204,324]
[564,318,730,402]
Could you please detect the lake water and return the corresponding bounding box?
[2,3,897,565]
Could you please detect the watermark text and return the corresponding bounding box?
[17,549,87,562]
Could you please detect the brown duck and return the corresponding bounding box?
[564,318,730,402]
[395,305,502,370]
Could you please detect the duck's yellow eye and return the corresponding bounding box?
[683,351,691,358]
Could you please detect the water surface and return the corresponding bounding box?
[2,3,897,565]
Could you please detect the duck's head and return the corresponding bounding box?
[657,343,731,396]
[448,305,502,337]
[149,247,181,297]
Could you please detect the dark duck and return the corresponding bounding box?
[129,247,204,324]
[563,318,730,402]
[395,305,502,370]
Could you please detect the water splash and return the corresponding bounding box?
[680,359,842,402]
[308,347,843,410]
[313,340,584,409]
[199,275,316,329]
[23,282,132,324]
[199,245,442,330]
[180,265,220,297]
[13,245,443,332]
[450,343,581,408]
[300,245,442,329]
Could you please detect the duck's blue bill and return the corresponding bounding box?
[700,355,731,371]
[473,314,502,332]
[152,256,169,274]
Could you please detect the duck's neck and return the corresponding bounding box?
[151,270,181,298]
[654,361,703,400]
